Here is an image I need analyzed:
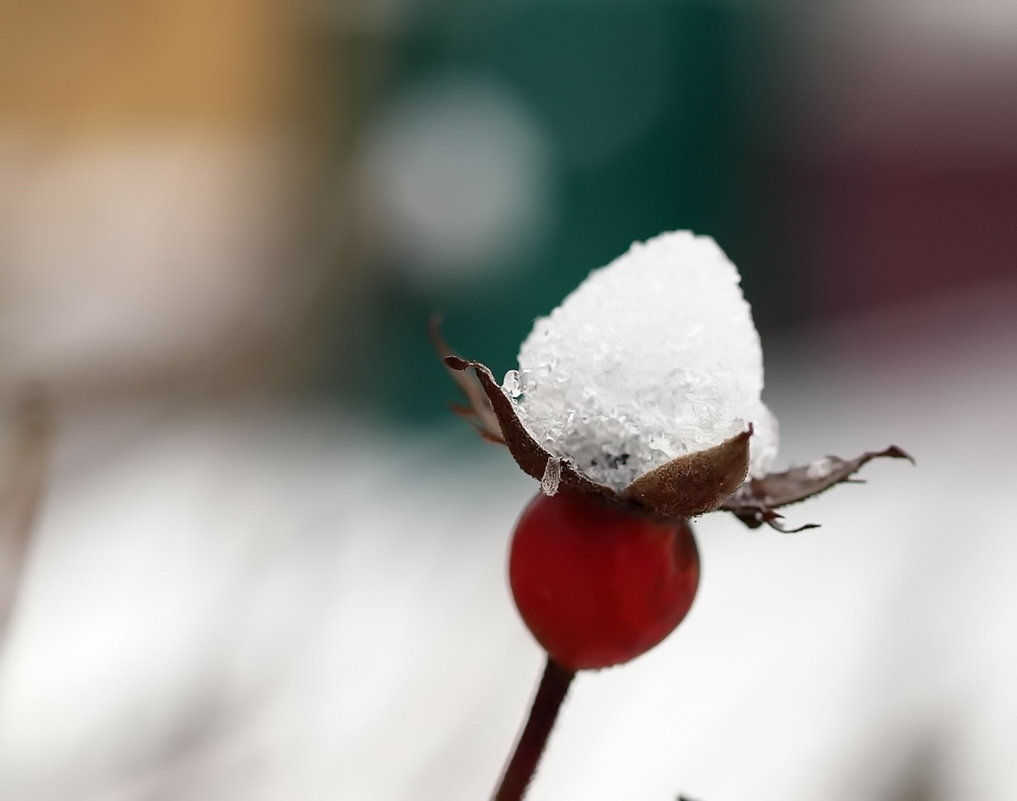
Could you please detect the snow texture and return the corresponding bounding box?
[540,456,562,496]
[508,231,778,491]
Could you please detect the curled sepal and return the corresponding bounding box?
[621,428,752,519]
[443,357,614,500]
[721,445,914,532]
[429,316,504,444]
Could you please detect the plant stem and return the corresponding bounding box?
[493,657,575,801]
[0,388,51,652]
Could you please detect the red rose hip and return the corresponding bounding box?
[509,488,700,671]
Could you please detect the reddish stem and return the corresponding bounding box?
[493,657,575,801]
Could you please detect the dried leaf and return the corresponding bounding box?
[722,445,914,531]
[622,428,752,519]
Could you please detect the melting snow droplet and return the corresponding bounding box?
[541,456,562,496]
[503,369,522,398]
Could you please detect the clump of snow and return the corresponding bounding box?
[507,230,778,491]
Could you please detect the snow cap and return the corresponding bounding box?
[507,231,778,491]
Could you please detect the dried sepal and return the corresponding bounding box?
[440,350,766,521]
[435,330,910,528]
[622,427,752,519]
[739,508,820,534]
[429,316,504,443]
[443,357,614,500]
[721,445,914,531]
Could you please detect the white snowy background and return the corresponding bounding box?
[0,281,1014,801]
[2,0,1016,797]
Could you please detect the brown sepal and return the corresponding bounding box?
[434,322,911,529]
[621,427,752,519]
[443,357,614,500]
[439,343,761,520]
[721,445,914,532]
[429,316,505,444]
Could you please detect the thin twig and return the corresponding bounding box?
[493,657,575,801]
[0,386,53,648]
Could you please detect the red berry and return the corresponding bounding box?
[509,488,700,671]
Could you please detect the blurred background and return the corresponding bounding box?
[0,0,1014,799]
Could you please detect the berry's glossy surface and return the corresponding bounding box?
[509,489,700,671]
